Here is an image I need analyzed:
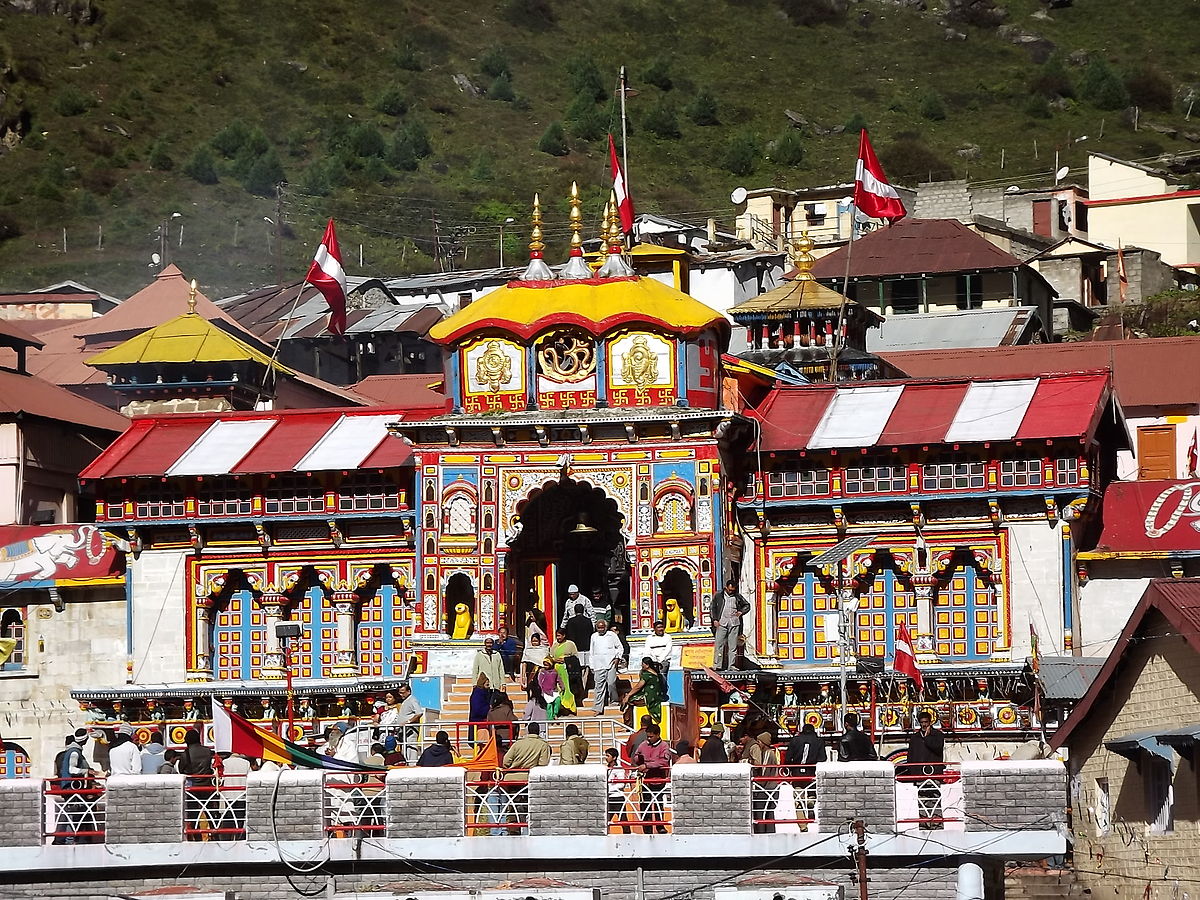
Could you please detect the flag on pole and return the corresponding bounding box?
[1029,620,1041,676]
[1116,242,1129,304]
[457,731,500,771]
[212,702,376,772]
[892,619,923,690]
[854,130,907,222]
[305,218,348,336]
[1188,428,1198,478]
[608,134,635,236]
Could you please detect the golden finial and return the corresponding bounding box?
[569,181,583,252]
[608,191,622,249]
[187,278,198,314]
[601,199,613,246]
[789,231,816,281]
[530,193,545,258]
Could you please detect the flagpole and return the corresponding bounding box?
[830,210,856,382]
[254,283,306,407]
[619,65,631,249]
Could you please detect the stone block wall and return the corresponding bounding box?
[386,767,464,838]
[960,760,1066,831]
[0,778,43,847]
[815,762,896,831]
[245,769,324,841]
[672,763,752,835]
[528,764,607,836]
[106,774,185,843]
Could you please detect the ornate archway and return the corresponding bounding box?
[505,478,629,631]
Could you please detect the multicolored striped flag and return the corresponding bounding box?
[211,703,376,772]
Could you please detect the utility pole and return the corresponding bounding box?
[273,185,284,287]
[431,212,444,273]
[853,819,869,900]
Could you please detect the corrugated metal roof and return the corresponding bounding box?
[753,371,1111,452]
[1038,655,1105,701]
[867,308,1039,353]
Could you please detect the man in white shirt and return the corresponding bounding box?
[590,619,625,713]
[643,620,674,679]
[108,724,142,776]
[396,682,423,763]
[559,584,595,628]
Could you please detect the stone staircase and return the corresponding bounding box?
[437,674,632,756]
[1004,867,1089,899]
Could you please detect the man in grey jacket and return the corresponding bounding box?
[711,580,751,670]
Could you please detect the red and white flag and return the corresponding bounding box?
[892,618,923,690]
[1188,428,1198,477]
[608,134,634,236]
[305,218,348,336]
[854,129,906,222]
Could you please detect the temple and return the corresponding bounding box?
[53,186,1125,765]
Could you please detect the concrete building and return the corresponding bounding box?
[1051,579,1200,900]
[1086,153,1200,268]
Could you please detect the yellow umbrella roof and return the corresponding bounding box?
[84,312,288,370]
[428,275,728,345]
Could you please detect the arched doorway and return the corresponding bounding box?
[506,479,629,631]
[658,566,696,632]
[444,573,476,639]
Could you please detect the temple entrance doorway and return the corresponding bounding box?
[506,479,629,635]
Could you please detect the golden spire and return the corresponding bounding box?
[597,189,634,278]
[529,193,545,258]
[520,193,554,281]
[607,190,622,250]
[601,199,613,246]
[187,278,198,314]
[569,181,583,253]
[789,231,816,281]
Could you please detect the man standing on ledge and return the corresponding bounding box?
[711,579,750,670]
[838,712,877,762]
[906,709,945,829]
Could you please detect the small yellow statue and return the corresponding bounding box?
[451,602,474,639]
[475,340,513,393]
[621,335,658,387]
[664,597,685,633]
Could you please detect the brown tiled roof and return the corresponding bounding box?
[351,374,449,413]
[1051,579,1200,749]
[0,367,127,432]
[0,318,45,349]
[881,336,1200,409]
[810,218,1026,279]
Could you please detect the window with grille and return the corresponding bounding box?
[0,608,25,669]
[105,500,125,520]
[767,469,831,498]
[1056,457,1080,486]
[844,461,907,494]
[264,476,326,515]
[337,474,401,512]
[443,493,476,535]
[1000,458,1043,488]
[197,480,254,517]
[135,485,187,519]
[922,457,985,491]
[656,492,693,533]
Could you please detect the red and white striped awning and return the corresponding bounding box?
[753,372,1114,452]
[80,409,418,479]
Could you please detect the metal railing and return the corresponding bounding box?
[323,772,387,835]
[44,777,105,844]
[184,774,248,840]
[465,768,529,834]
[895,763,964,830]
[750,765,817,831]
[607,773,672,834]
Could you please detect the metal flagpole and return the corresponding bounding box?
[254,284,306,407]
[829,207,856,383]
[620,66,630,198]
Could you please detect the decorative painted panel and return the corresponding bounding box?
[213,589,265,680]
[607,331,675,407]
[462,338,526,413]
[536,329,598,410]
[358,585,409,677]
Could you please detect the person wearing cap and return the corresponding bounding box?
[52,731,96,844]
[108,723,142,776]
[558,585,595,628]
[699,721,731,763]
[746,731,780,833]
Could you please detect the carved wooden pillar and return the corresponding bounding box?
[258,591,287,680]
[188,594,215,682]
[911,573,937,665]
[331,588,363,678]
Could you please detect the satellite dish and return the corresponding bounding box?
[151,252,161,266]
[730,186,748,205]
[1055,165,1070,183]
[1005,185,1021,194]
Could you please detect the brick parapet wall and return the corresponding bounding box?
[528,764,607,836]
[961,761,1066,832]
[386,766,465,839]
[0,778,43,847]
[672,763,752,835]
[106,775,185,843]
[815,762,896,831]
[245,769,324,842]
